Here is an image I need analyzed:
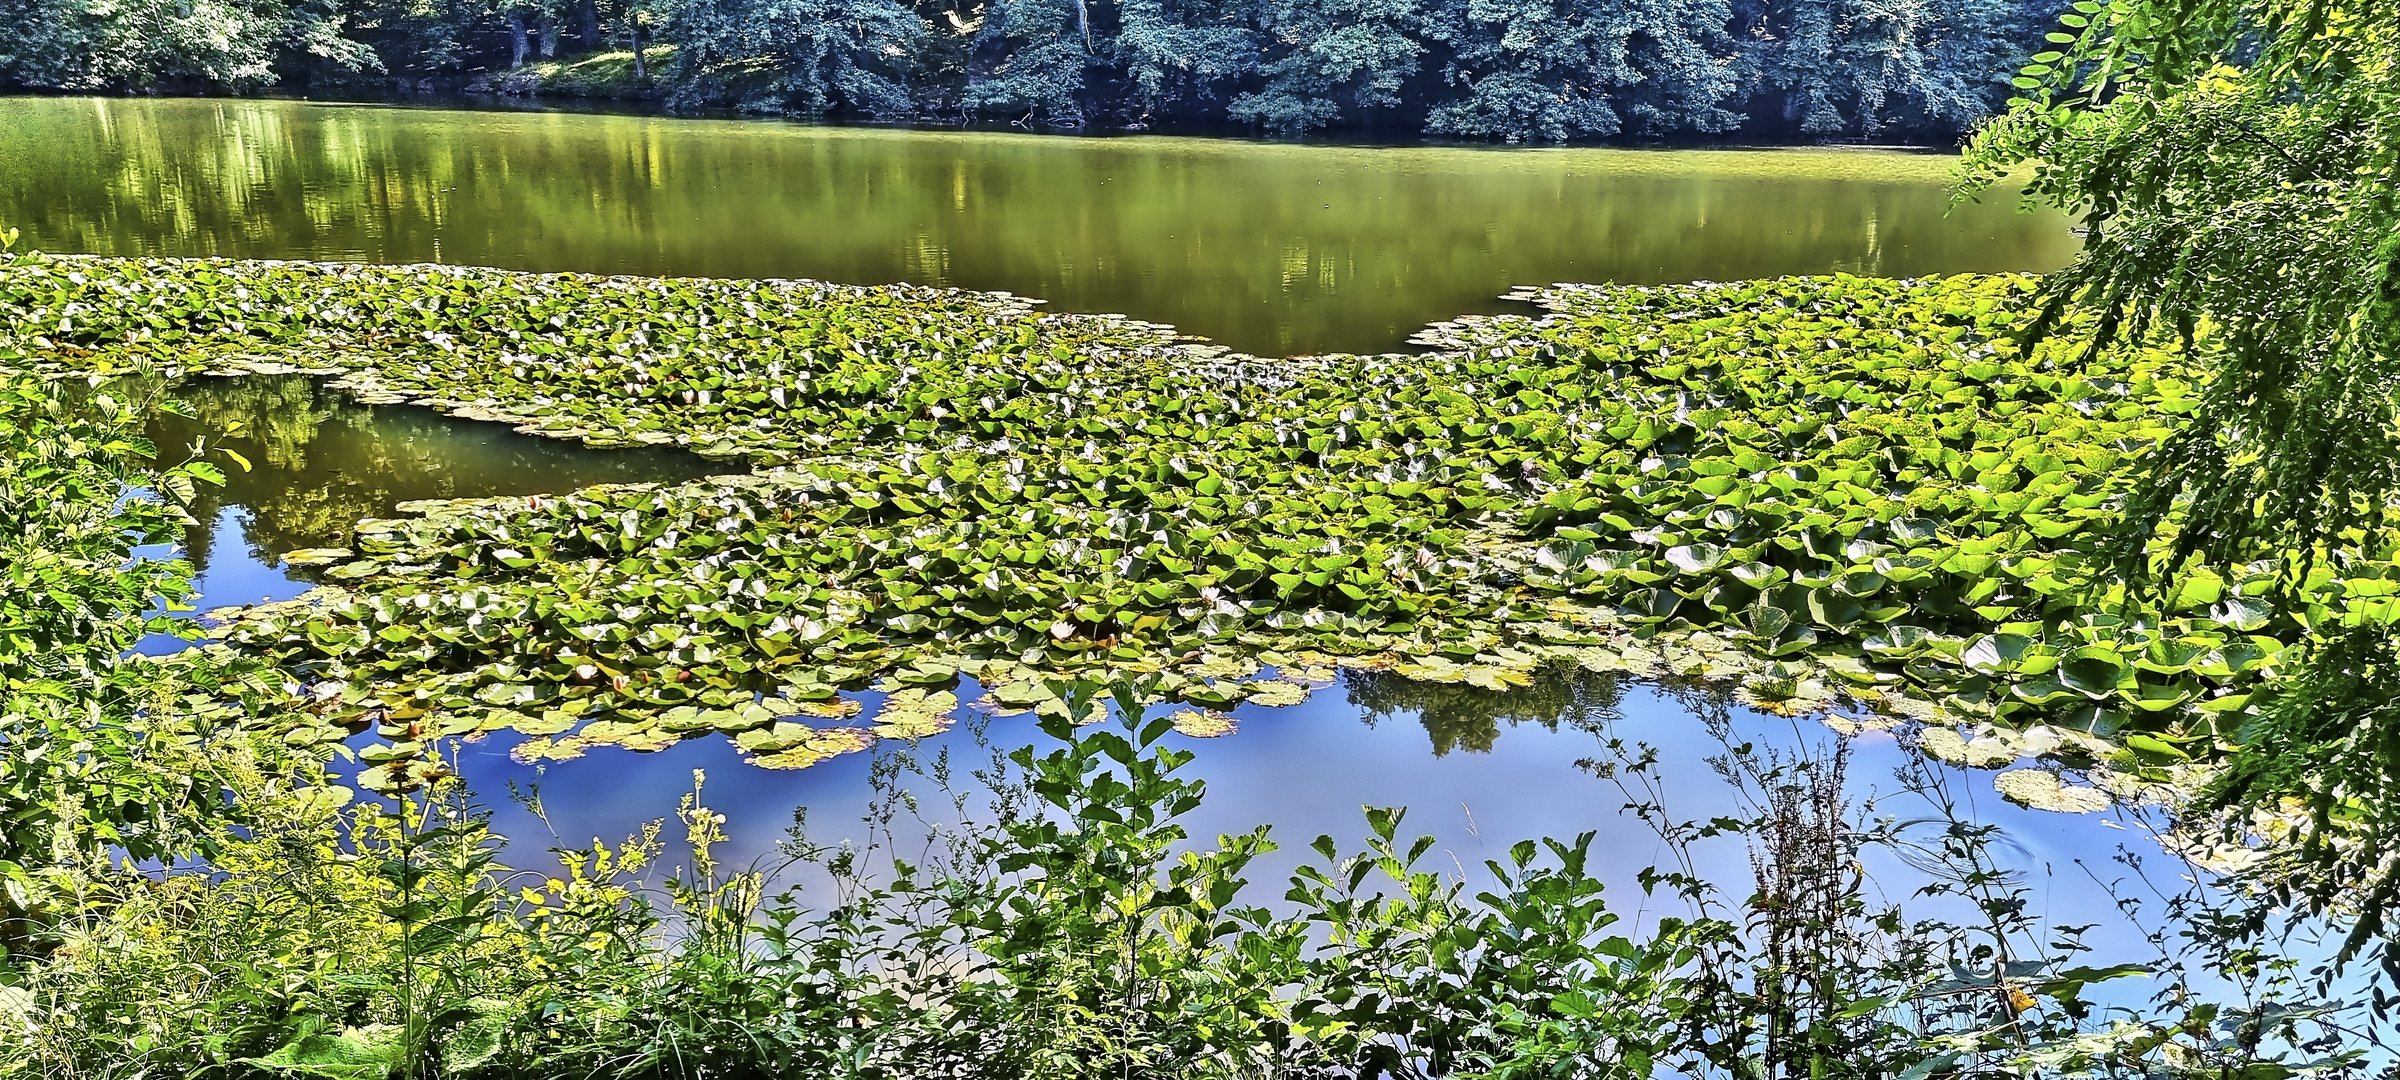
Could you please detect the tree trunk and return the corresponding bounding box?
[508,10,531,68]
[539,13,560,58]
[580,0,601,50]
[629,12,646,82]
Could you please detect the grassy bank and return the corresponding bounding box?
[471,48,678,102]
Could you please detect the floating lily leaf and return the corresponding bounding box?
[988,681,1053,710]
[748,728,875,770]
[1958,633,2036,675]
[510,737,594,765]
[1241,680,1311,708]
[787,697,865,720]
[2057,646,2132,698]
[1918,728,2018,768]
[1663,543,1727,574]
[1993,769,2113,813]
[1168,709,1238,738]
[871,688,959,739]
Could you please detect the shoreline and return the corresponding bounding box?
[0,85,1976,155]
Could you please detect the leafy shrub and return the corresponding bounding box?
[0,232,269,947]
[2,678,2370,1078]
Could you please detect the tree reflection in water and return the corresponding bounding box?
[1341,665,1719,756]
[144,374,725,576]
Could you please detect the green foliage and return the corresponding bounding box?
[1964,0,2400,978]
[136,371,721,579]
[2,678,2368,1077]
[960,0,1099,123]
[0,252,237,935]
[1425,0,1740,141]
[1227,0,1427,133]
[929,682,1301,1073]
[1964,0,2400,582]
[667,0,923,117]
[0,0,379,92]
[1738,0,2044,137]
[1107,0,1255,119]
[0,234,308,968]
[2,741,547,1077]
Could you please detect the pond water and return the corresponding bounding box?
[446,667,2149,946]
[1,96,2076,355]
[150,374,2235,999]
[36,96,2252,999]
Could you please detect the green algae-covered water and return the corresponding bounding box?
[0,97,2073,356]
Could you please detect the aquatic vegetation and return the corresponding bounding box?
[9,254,2383,789]
[141,372,727,578]
[0,255,1200,461]
[1992,768,2113,813]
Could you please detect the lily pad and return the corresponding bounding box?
[1993,769,2114,813]
[1168,709,1238,738]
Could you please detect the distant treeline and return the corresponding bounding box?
[0,0,2059,141]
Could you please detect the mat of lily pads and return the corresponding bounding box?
[9,254,2386,802]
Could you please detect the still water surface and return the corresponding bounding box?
[2,96,2075,355]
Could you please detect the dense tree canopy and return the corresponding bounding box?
[665,0,927,115]
[1423,0,1742,141]
[1,0,2061,141]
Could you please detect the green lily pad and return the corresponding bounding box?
[1993,769,2112,813]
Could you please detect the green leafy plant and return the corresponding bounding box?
[9,675,2373,1078]
[0,328,241,949]
[1965,0,2400,980]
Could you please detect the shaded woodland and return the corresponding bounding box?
[0,0,2059,140]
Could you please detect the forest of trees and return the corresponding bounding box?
[0,0,2060,142]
